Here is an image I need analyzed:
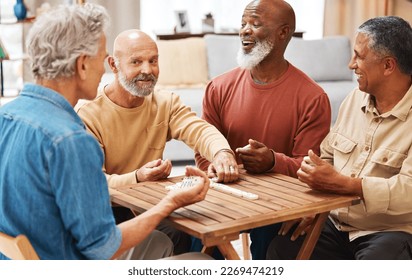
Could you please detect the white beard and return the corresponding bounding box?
[117,69,156,97]
[236,39,274,70]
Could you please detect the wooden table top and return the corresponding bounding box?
[110,169,360,248]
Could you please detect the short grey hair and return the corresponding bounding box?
[26,3,110,80]
[358,16,412,75]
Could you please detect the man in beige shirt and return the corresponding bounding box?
[267,16,412,259]
[76,29,238,254]
[77,30,238,188]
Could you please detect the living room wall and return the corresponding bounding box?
[1,0,410,93]
[393,0,412,22]
[324,0,412,42]
[140,0,325,40]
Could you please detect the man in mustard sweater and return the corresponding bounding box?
[76,29,238,254]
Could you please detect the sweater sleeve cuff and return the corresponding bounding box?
[267,149,277,173]
[214,148,235,158]
[106,171,138,189]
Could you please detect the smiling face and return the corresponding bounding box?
[239,1,276,55]
[112,30,159,97]
[348,33,386,94]
[237,0,295,69]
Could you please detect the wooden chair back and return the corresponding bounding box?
[0,232,40,260]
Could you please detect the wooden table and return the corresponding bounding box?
[110,169,360,260]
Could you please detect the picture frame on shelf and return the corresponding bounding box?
[174,10,190,33]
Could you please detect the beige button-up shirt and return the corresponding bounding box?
[321,85,412,239]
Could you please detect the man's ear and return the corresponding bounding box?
[278,24,291,41]
[383,57,396,76]
[76,54,88,80]
[107,56,118,73]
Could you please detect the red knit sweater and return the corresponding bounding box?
[196,64,331,177]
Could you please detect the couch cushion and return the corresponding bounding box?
[156,38,209,88]
[163,88,205,162]
[318,80,358,125]
[170,87,205,117]
[204,34,240,79]
[285,36,353,82]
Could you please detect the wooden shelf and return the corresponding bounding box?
[0,17,35,25]
[155,30,304,40]
[155,31,238,40]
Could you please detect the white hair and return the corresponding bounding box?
[113,57,157,97]
[26,3,110,80]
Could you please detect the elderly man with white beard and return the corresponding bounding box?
[194,0,332,260]
[75,29,238,255]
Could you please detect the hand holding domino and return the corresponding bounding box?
[166,176,258,200]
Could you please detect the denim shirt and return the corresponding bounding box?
[0,84,121,259]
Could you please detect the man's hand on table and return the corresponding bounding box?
[297,150,363,197]
[208,149,239,183]
[236,139,275,173]
[136,159,172,182]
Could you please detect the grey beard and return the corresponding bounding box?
[236,39,274,70]
[117,71,156,97]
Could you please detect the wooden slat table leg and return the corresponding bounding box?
[217,242,241,260]
[296,212,329,260]
[201,246,215,257]
[241,232,251,260]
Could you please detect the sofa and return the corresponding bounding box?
[100,35,358,163]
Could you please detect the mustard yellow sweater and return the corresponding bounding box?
[76,89,230,188]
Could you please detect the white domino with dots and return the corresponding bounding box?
[165,176,200,190]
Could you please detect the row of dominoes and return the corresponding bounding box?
[165,177,259,200]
